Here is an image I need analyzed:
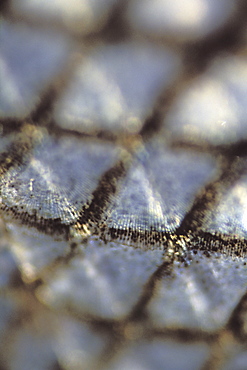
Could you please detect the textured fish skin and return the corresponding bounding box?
[0,1,247,369]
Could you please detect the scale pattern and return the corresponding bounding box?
[1,1,247,369]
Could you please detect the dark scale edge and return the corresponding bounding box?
[127,258,176,323]
[98,225,192,259]
[0,204,71,239]
[171,138,247,158]
[99,221,247,260]
[0,125,42,176]
[47,119,118,143]
[176,157,247,234]
[183,1,247,74]
[28,53,86,128]
[227,291,247,341]
[77,159,128,228]
[190,231,247,258]
[100,225,171,250]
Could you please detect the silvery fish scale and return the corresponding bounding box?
[0,1,247,369]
